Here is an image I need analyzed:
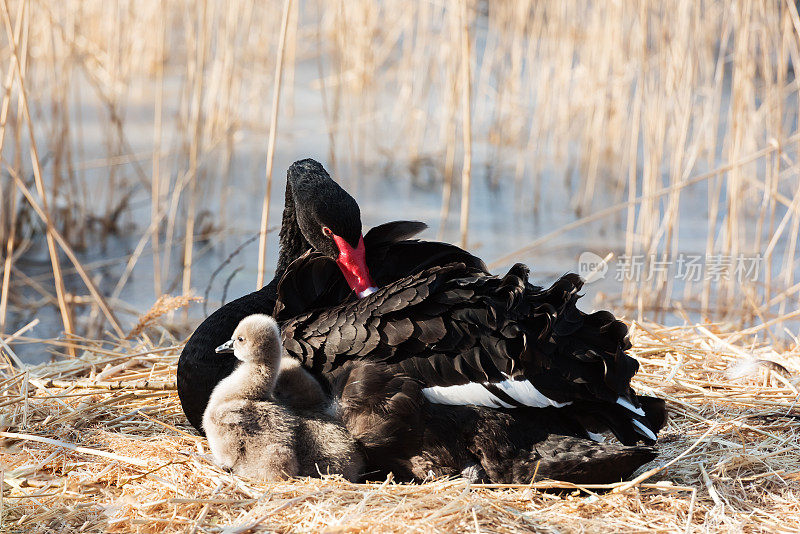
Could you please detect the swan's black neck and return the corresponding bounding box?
[275,180,312,281]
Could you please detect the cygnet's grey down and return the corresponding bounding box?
[202,314,363,482]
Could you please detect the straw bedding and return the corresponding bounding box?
[1,320,799,533]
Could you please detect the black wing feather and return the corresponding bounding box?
[279,255,663,444]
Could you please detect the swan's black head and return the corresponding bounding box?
[287,159,376,297]
[288,159,361,254]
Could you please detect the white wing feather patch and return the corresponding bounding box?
[616,396,645,416]
[586,431,606,443]
[422,383,514,408]
[495,378,572,408]
[631,419,657,441]
[422,379,572,409]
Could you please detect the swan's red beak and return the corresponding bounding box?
[332,234,377,298]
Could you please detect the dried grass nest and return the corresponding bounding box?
[1,319,800,533]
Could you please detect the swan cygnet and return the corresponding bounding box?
[202,314,363,482]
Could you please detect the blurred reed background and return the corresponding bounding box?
[1,0,799,360]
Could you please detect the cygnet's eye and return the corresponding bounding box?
[237,336,244,342]
[321,226,333,237]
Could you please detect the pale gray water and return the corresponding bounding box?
[6,54,799,364]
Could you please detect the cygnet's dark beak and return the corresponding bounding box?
[215,339,234,354]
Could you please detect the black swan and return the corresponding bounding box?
[179,158,665,447]
[203,314,363,481]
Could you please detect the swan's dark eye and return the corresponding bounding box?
[322,226,333,237]
[237,336,243,342]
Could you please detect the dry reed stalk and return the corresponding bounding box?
[0,431,148,467]
[437,4,460,241]
[0,0,24,334]
[181,0,210,299]
[1,318,38,345]
[150,9,165,298]
[457,0,472,250]
[125,294,202,340]
[0,332,25,368]
[315,8,337,178]
[256,0,294,290]
[283,0,299,121]
[621,2,647,311]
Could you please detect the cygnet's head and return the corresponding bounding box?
[215,314,282,368]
